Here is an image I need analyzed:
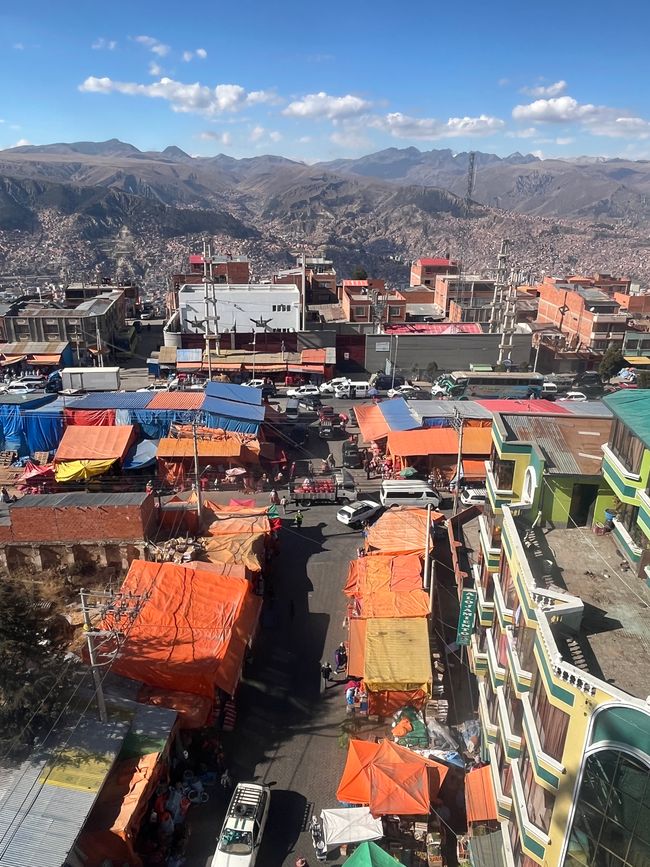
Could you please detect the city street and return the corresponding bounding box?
[184,443,387,867]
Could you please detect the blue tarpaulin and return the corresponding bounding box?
[202,396,263,434]
[378,397,420,432]
[205,381,263,406]
[0,393,59,455]
[23,396,82,455]
[114,408,203,439]
[123,439,159,470]
[69,392,155,410]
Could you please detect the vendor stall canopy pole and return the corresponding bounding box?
[192,419,202,519]
[423,503,432,592]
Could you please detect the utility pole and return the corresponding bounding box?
[192,419,202,520]
[80,589,107,723]
[301,249,307,332]
[95,316,104,367]
[390,334,400,389]
[488,239,510,335]
[423,503,432,592]
[451,408,464,515]
[202,240,213,381]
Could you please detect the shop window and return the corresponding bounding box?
[609,419,644,474]
[564,749,650,866]
[531,677,569,762]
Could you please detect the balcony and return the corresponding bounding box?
[602,443,641,485]
[479,514,501,573]
[510,758,552,863]
[496,685,523,759]
[520,693,565,790]
[493,575,514,628]
[478,680,499,745]
[505,628,534,694]
[486,462,514,509]
[470,632,489,676]
[486,742,513,821]
[486,628,507,688]
[476,581,495,626]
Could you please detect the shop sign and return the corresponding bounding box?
[456,589,477,646]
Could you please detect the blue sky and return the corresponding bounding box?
[3,0,650,161]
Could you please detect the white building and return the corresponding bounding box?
[178,283,301,334]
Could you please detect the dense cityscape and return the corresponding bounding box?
[1,2,650,866]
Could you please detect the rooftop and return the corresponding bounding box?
[501,414,611,474]
[603,390,650,449]
[415,257,457,267]
[513,521,650,700]
[10,492,150,509]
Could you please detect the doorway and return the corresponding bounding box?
[568,483,599,527]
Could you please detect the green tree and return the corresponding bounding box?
[598,346,624,381]
[351,266,368,280]
[637,371,650,389]
[0,577,74,759]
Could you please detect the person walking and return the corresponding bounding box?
[269,488,279,506]
[280,495,288,515]
[334,642,348,672]
[320,661,332,686]
[294,509,303,530]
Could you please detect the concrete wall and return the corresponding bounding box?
[178,284,301,333]
[365,332,532,375]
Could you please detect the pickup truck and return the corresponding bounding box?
[290,469,357,505]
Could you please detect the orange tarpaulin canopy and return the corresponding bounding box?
[101,560,262,697]
[336,739,380,803]
[460,459,487,480]
[465,765,498,823]
[348,618,367,677]
[344,553,423,597]
[205,510,271,536]
[354,403,392,443]
[336,739,449,815]
[386,426,492,458]
[353,589,430,619]
[138,685,213,729]
[365,508,443,554]
[55,424,135,461]
[203,533,266,574]
[157,437,243,458]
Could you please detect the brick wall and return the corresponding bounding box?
[7,497,157,544]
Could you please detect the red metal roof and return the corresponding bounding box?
[417,258,456,267]
[476,399,571,415]
[343,279,370,287]
[384,323,482,335]
[146,391,204,410]
[188,254,204,264]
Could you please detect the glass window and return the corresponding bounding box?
[530,677,569,762]
[609,419,644,473]
[354,306,367,317]
[564,750,650,867]
[494,458,516,490]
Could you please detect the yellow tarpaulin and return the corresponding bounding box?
[55,459,116,482]
[363,618,432,693]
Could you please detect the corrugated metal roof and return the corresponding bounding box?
[561,401,613,418]
[468,831,504,867]
[146,391,204,410]
[0,717,128,867]
[205,381,263,406]
[503,415,611,474]
[11,492,149,509]
[69,391,155,410]
[202,395,265,422]
[22,396,84,414]
[603,391,650,447]
[409,400,493,423]
[176,348,203,362]
[0,342,69,355]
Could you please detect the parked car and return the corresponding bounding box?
[137,383,170,392]
[559,391,588,402]
[15,375,46,389]
[370,373,406,390]
[244,379,277,398]
[319,377,351,395]
[459,486,488,507]
[387,384,417,398]
[212,783,270,867]
[299,395,322,411]
[286,384,320,398]
[336,499,382,527]
[0,383,37,395]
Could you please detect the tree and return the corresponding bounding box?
[637,371,650,389]
[351,266,368,280]
[0,577,74,759]
[598,346,624,381]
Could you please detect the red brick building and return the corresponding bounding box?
[167,253,251,316]
[341,281,406,325]
[535,278,629,352]
[409,257,458,287]
[274,255,338,305]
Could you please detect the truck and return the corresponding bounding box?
[318,405,347,440]
[60,367,121,392]
[290,468,357,505]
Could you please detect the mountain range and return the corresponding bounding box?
[1,139,650,284]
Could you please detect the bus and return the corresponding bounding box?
[431,370,545,399]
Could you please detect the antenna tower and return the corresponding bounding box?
[488,239,510,334]
[457,151,476,310]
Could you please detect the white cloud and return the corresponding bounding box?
[555,136,575,145]
[199,130,231,145]
[13,42,24,50]
[521,80,567,98]
[269,130,282,142]
[506,127,537,138]
[250,125,265,142]
[13,138,31,147]
[92,37,117,50]
[299,135,312,143]
[283,91,371,120]
[183,47,208,62]
[376,111,505,140]
[134,35,170,57]
[513,95,650,138]
[149,61,162,76]
[79,75,276,117]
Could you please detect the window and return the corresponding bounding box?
[520,742,554,833]
[530,677,569,762]
[609,418,644,473]
[564,749,650,867]
[354,306,367,318]
[388,306,402,317]
[511,610,536,674]
[493,458,516,491]
[500,559,517,611]
[615,501,647,549]
[504,677,523,738]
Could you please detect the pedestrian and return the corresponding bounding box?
[327,452,336,469]
[320,661,332,685]
[220,768,233,796]
[365,460,371,481]
[334,643,348,672]
[294,509,303,530]
[269,488,279,505]
[280,495,287,515]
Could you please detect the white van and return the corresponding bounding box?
[541,381,558,397]
[212,783,271,867]
[380,480,441,509]
[333,381,371,399]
